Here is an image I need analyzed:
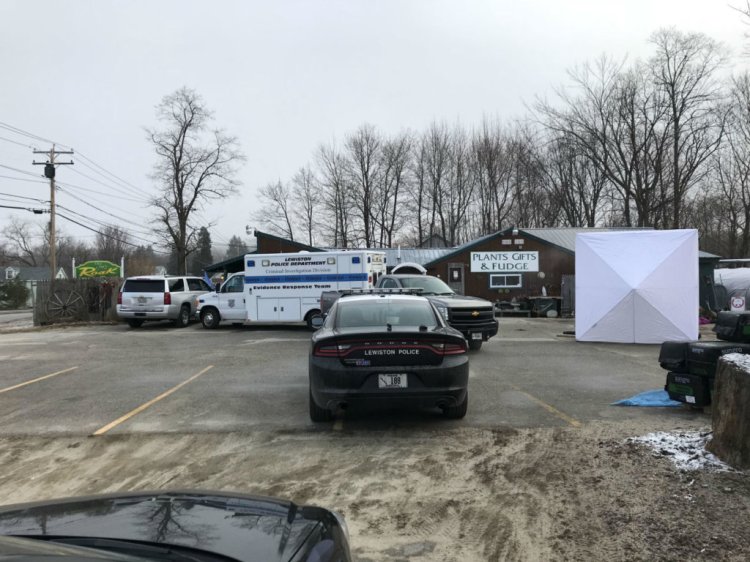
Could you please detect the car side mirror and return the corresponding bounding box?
[311,315,325,329]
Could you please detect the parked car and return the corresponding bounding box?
[309,292,469,421]
[0,490,351,562]
[377,274,499,350]
[116,275,212,328]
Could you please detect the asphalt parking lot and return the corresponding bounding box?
[0,317,721,561]
[0,317,701,436]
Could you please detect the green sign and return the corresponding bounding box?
[76,260,121,278]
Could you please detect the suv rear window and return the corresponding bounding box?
[122,280,165,293]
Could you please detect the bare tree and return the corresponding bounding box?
[345,124,381,247]
[255,180,296,240]
[292,165,320,247]
[649,28,728,228]
[317,143,353,247]
[375,132,412,246]
[94,225,132,261]
[2,218,41,267]
[147,87,245,275]
[473,118,514,235]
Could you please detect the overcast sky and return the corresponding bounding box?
[1,0,747,257]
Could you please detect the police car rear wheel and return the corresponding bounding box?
[201,307,220,329]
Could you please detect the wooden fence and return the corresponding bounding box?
[34,279,120,325]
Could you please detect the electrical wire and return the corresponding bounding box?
[55,211,171,255]
[68,166,151,204]
[0,174,48,184]
[75,151,152,199]
[56,181,146,203]
[0,135,37,149]
[0,121,67,148]
[0,191,47,203]
[56,187,151,231]
[0,163,43,178]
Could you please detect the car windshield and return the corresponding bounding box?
[397,277,455,296]
[336,300,438,328]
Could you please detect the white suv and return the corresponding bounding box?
[116,275,212,328]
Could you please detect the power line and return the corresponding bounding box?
[0,191,47,203]
[56,186,151,231]
[55,211,171,255]
[68,165,151,203]
[0,163,43,178]
[57,181,145,203]
[75,152,152,199]
[0,121,67,148]
[0,203,46,213]
[0,174,48,184]
[0,135,37,149]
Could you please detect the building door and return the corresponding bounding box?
[447,263,465,295]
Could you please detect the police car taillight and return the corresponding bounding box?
[314,344,339,357]
[164,292,172,305]
[117,292,122,305]
[432,341,467,355]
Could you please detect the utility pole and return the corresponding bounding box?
[33,145,73,280]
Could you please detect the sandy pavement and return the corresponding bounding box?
[0,416,747,561]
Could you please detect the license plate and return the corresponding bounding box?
[378,374,408,389]
[471,333,482,340]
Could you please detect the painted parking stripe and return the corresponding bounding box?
[0,366,79,394]
[510,384,582,428]
[92,365,214,436]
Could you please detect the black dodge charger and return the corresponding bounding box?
[309,293,469,421]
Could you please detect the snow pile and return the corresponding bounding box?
[721,352,750,372]
[628,431,733,472]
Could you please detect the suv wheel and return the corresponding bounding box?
[127,319,144,328]
[174,305,190,328]
[309,388,333,422]
[444,392,468,419]
[468,339,483,351]
[201,307,220,329]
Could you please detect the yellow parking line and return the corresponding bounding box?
[92,365,214,436]
[0,366,79,394]
[510,384,582,428]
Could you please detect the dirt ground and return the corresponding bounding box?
[0,416,747,561]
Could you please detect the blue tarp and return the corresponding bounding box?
[612,389,683,407]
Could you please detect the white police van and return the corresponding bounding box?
[197,250,386,329]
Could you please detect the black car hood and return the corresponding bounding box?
[0,490,344,562]
[425,294,492,307]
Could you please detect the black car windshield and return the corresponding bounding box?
[337,300,438,328]
[397,277,455,296]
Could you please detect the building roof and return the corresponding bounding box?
[14,267,53,281]
[424,227,719,266]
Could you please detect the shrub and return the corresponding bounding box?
[0,279,30,309]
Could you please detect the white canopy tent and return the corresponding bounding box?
[575,230,699,343]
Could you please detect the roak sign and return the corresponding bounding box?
[76,260,121,278]
[470,251,539,272]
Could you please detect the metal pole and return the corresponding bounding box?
[49,145,56,279]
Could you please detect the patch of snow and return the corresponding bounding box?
[721,352,750,372]
[628,431,733,472]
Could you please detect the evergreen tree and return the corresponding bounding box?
[225,235,249,260]
[190,227,213,273]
